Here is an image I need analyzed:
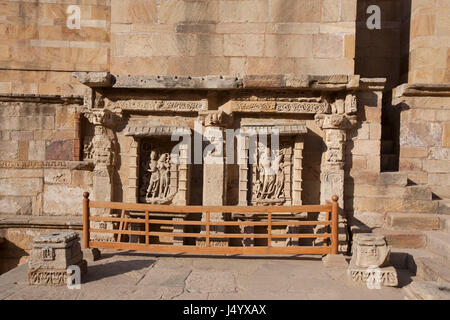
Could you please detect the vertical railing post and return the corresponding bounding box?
[331,195,339,254]
[268,211,272,248]
[206,212,210,247]
[83,192,90,249]
[145,210,149,245]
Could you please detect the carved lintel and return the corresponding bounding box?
[227,99,330,114]
[105,99,207,112]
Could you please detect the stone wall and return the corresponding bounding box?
[0,98,93,217]
[0,0,110,96]
[111,0,357,76]
[394,84,450,199]
[408,0,450,83]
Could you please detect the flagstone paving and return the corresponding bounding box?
[0,251,410,300]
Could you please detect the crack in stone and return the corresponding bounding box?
[169,269,192,300]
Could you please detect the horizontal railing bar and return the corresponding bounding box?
[89,201,331,213]
[90,216,331,227]
[89,241,332,255]
[91,229,146,236]
[90,229,330,239]
[90,217,145,224]
[270,221,330,226]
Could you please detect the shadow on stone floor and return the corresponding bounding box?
[83,259,157,283]
[98,250,323,262]
[396,268,414,288]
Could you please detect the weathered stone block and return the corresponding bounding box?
[443,122,450,147]
[44,169,72,184]
[0,196,32,215]
[224,34,264,57]
[45,140,74,161]
[265,34,313,58]
[28,140,46,161]
[0,141,18,160]
[43,185,85,216]
[270,0,320,23]
[161,0,217,24]
[28,232,87,286]
[220,0,268,23]
[313,34,344,58]
[401,122,442,147]
[386,213,440,231]
[0,178,42,196]
[348,234,397,287]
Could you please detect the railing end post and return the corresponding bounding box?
[331,195,339,255]
[83,191,90,249]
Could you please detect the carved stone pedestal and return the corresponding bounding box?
[347,233,398,287]
[28,232,87,286]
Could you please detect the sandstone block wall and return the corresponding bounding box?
[0,0,110,96]
[0,100,92,216]
[397,94,450,199]
[109,0,357,76]
[409,0,450,83]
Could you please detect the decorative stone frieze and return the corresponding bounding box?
[28,232,87,286]
[105,99,207,112]
[224,99,330,114]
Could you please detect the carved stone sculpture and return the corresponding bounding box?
[139,141,177,204]
[253,150,286,205]
[348,233,398,287]
[28,232,87,286]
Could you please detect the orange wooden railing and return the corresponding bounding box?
[83,192,339,256]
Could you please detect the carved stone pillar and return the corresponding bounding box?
[238,135,249,206]
[292,137,304,206]
[83,107,122,241]
[315,113,356,253]
[198,111,231,247]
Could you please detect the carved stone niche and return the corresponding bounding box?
[138,138,185,205]
[238,122,307,207]
[234,122,307,247]
[124,123,191,206]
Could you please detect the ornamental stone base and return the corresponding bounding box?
[347,262,398,287]
[347,233,398,287]
[28,232,87,286]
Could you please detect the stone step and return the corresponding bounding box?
[379,172,408,186]
[390,248,450,283]
[404,186,433,201]
[404,281,450,300]
[373,228,426,249]
[414,257,450,282]
[425,231,450,260]
[390,248,439,271]
[437,200,450,215]
[385,213,440,231]
[439,215,450,233]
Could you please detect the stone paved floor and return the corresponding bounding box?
[0,251,410,300]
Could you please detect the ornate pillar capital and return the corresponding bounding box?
[83,108,123,129]
[314,113,357,131]
[198,110,233,128]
